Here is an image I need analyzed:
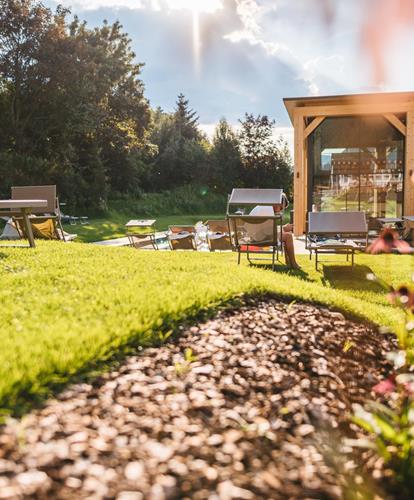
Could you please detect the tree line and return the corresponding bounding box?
[0,0,292,209]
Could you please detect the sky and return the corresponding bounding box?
[46,0,414,152]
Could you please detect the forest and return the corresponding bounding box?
[0,0,292,209]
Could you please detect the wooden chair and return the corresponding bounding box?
[205,220,231,251]
[168,226,197,251]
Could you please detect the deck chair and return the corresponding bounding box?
[307,211,368,270]
[205,220,231,251]
[227,189,286,271]
[168,225,197,251]
[11,185,76,242]
[127,232,158,250]
[228,213,281,270]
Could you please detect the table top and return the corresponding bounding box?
[310,239,359,249]
[0,199,47,209]
[403,216,414,222]
[125,219,156,228]
[378,217,404,224]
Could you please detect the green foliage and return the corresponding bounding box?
[110,185,226,217]
[148,98,210,190]
[350,270,414,494]
[0,0,151,207]
[210,118,242,193]
[0,246,408,416]
[352,394,414,493]
[239,113,293,194]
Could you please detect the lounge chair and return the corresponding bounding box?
[127,232,158,250]
[205,220,231,251]
[227,188,286,270]
[168,226,197,251]
[307,211,368,270]
[11,185,76,242]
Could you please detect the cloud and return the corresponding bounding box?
[54,0,224,13]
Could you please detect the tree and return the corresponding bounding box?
[149,98,209,190]
[0,0,152,207]
[210,118,241,192]
[238,113,292,193]
[174,93,200,141]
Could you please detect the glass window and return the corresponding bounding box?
[308,116,404,219]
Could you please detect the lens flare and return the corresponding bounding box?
[165,0,223,77]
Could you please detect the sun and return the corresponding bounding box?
[165,0,223,14]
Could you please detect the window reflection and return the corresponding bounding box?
[308,116,404,219]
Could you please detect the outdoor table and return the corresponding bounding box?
[125,219,156,229]
[308,239,359,270]
[0,199,47,248]
[378,217,404,236]
[125,219,157,249]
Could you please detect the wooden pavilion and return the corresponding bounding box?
[284,91,414,236]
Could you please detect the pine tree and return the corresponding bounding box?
[174,93,200,141]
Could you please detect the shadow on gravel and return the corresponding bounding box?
[321,264,388,293]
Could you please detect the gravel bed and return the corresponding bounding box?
[0,298,395,499]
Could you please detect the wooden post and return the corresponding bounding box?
[405,112,414,216]
[293,112,305,236]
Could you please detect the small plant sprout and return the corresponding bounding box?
[174,348,198,376]
[343,340,354,353]
[184,348,197,363]
[158,330,173,343]
[287,300,297,312]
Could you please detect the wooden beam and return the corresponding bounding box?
[304,116,325,139]
[405,111,414,216]
[297,102,414,118]
[293,114,305,236]
[383,113,407,136]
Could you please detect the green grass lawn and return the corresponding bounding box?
[0,242,410,416]
[64,212,224,243]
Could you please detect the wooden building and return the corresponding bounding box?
[284,91,414,236]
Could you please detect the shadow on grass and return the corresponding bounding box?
[245,256,310,280]
[321,264,389,293]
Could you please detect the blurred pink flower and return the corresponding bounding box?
[373,377,396,395]
[388,285,414,311]
[367,228,411,254]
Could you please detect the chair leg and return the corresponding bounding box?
[315,251,318,271]
[351,250,355,266]
[237,250,241,265]
[272,248,276,271]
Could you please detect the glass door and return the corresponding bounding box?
[308,116,405,219]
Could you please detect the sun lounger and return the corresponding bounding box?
[168,226,197,251]
[205,220,231,251]
[307,211,368,270]
[127,232,158,250]
[227,188,287,270]
[11,185,76,242]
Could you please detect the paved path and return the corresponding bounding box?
[93,236,310,254]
